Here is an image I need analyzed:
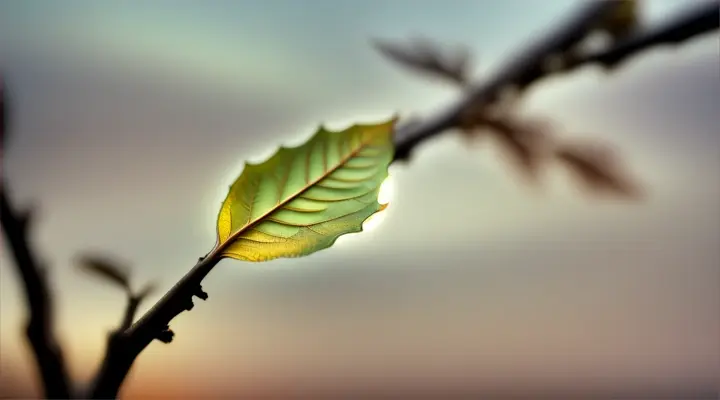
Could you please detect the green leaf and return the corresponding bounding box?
[211,117,396,262]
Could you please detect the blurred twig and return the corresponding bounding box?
[569,1,720,71]
[75,254,157,398]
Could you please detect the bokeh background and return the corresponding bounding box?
[1,0,718,398]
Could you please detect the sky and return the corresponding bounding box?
[1,0,719,398]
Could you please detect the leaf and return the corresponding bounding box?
[77,254,131,291]
[212,117,396,262]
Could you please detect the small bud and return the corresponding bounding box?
[195,286,209,301]
[157,328,174,343]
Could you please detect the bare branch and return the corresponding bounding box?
[1,78,73,399]
[87,288,149,399]
[88,256,215,399]
[0,191,73,399]
[574,1,720,71]
[82,255,157,399]
[390,1,719,162]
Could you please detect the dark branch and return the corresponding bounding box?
[576,1,720,70]
[391,1,720,162]
[87,257,216,399]
[86,265,157,399]
[1,78,73,399]
[0,190,73,399]
[86,293,143,399]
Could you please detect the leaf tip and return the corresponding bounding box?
[378,202,390,212]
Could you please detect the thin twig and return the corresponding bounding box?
[79,254,157,399]
[87,294,145,399]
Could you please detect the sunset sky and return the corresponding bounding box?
[1,0,718,398]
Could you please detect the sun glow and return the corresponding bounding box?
[361,174,395,233]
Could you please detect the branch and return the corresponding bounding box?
[78,254,157,399]
[1,78,73,399]
[572,1,720,70]
[85,1,720,398]
[0,191,73,399]
[87,256,213,399]
[391,1,720,161]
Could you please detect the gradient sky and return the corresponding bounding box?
[1,0,719,398]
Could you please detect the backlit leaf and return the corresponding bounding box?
[211,117,396,262]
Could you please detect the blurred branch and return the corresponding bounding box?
[1,79,73,399]
[76,254,157,399]
[569,1,720,70]
[0,195,73,400]
[390,0,719,161]
[88,254,214,399]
